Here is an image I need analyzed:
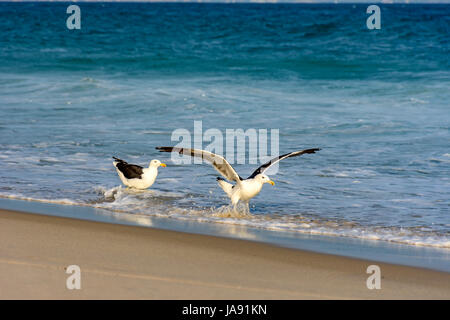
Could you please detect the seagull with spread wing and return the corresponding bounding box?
[156,147,320,207]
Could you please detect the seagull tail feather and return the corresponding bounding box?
[217,177,233,198]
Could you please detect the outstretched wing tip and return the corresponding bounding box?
[247,147,321,179]
[299,147,321,155]
[156,146,178,153]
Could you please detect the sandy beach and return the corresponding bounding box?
[0,208,449,300]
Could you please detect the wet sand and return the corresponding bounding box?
[0,208,449,299]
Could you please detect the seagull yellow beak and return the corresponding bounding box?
[268,180,275,186]
[160,163,167,167]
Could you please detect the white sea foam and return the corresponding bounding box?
[40,48,67,53]
[317,168,376,179]
[1,190,448,249]
[0,193,79,206]
[409,97,428,104]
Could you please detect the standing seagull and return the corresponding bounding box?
[156,147,320,207]
[113,157,166,189]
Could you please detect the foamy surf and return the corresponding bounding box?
[0,188,448,249]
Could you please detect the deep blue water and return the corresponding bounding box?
[0,3,449,248]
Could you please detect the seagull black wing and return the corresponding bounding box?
[156,147,243,182]
[247,148,321,179]
[113,157,144,179]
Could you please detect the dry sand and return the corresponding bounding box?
[0,208,449,299]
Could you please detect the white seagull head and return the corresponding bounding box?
[149,159,167,168]
[254,173,275,186]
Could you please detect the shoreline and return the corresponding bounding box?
[0,197,449,273]
[1,208,449,299]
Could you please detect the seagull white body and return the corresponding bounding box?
[113,157,166,190]
[115,166,157,189]
[156,147,320,207]
[218,175,270,205]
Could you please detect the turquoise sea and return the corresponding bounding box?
[0,3,449,259]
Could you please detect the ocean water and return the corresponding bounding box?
[0,3,449,249]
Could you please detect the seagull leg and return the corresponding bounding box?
[243,201,250,215]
